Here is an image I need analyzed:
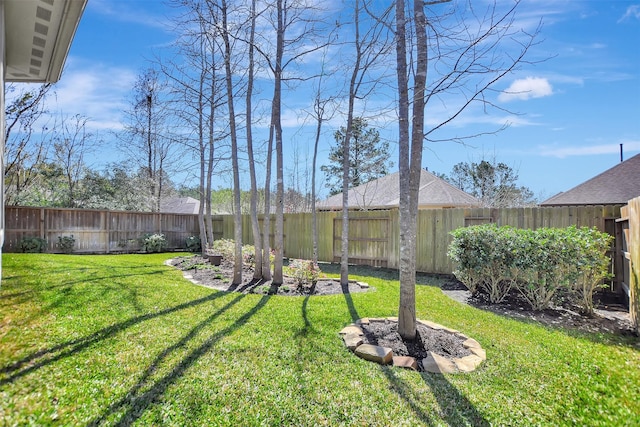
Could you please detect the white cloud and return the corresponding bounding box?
[538,141,640,158]
[498,77,554,102]
[618,5,640,23]
[52,59,137,131]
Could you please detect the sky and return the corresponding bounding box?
[38,0,640,201]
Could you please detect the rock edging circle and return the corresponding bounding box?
[339,317,486,373]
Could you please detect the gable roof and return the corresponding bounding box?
[318,169,480,210]
[160,197,201,214]
[541,153,640,206]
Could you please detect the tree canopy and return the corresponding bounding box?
[321,117,393,195]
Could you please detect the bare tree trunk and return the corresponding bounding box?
[271,0,285,285]
[396,0,416,340]
[246,0,263,280]
[262,125,273,282]
[221,0,243,285]
[205,54,216,249]
[396,0,431,340]
[197,40,208,254]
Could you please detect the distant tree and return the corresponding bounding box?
[78,163,173,211]
[321,117,393,195]
[4,84,53,205]
[119,68,176,212]
[52,114,94,207]
[444,159,536,207]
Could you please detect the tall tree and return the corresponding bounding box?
[395,0,540,340]
[245,0,264,280]
[321,117,392,195]
[256,0,326,284]
[119,69,175,212]
[218,0,244,285]
[52,114,93,207]
[445,159,536,207]
[336,0,393,285]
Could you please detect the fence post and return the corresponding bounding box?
[628,198,639,333]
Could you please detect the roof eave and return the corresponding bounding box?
[4,0,87,83]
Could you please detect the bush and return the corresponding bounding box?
[57,235,75,254]
[18,237,48,253]
[185,236,201,252]
[211,239,235,259]
[140,233,167,253]
[448,224,516,301]
[448,225,613,312]
[286,259,321,287]
[569,227,614,314]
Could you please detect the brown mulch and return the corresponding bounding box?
[439,277,636,337]
[169,255,370,296]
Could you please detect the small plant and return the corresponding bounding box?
[211,239,235,259]
[287,259,321,287]
[140,233,168,253]
[57,235,75,253]
[18,237,48,253]
[185,236,201,253]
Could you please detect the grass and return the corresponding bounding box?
[1,253,639,426]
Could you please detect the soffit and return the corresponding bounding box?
[4,0,87,83]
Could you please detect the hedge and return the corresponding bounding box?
[448,224,613,313]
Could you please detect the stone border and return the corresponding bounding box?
[339,317,486,373]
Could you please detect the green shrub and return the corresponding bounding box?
[448,224,515,301]
[211,239,235,259]
[448,225,614,312]
[569,227,614,314]
[140,233,167,253]
[57,235,75,254]
[185,236,201,252]
[286,259,321,287]
[18,237,48,253]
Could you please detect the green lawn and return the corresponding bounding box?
[1,253,638,426]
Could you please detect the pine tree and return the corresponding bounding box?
[321,117,392,195]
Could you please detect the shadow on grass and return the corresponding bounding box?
[341,282,361,323]
[88,293,270,427]
[327,265,489,425]
[381,366,490,426]
[0,291,229,386]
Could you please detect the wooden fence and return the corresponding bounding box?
[5,204,621,270]
[618,198,639,332]
[3,207,200,253]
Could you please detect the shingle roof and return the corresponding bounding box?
[160,197,201,214]
[540,153,640,206]
[317,169,480,210]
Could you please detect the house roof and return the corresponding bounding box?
[541,153,640,206]
[3,0,87,83]
[318,169,481,210]
[160,197,201,215]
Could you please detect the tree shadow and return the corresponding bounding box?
[341,282,361,322]
[381,365,490,426]
[0,291,228,386]
[87,293,270,427]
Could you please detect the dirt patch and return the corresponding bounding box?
[361,320,471,360]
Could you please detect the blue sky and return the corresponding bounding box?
[48,0,640,201]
